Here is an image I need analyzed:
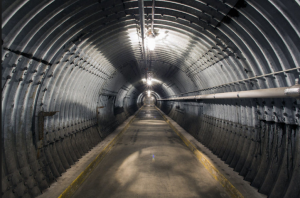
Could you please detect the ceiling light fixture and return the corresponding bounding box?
[148,36,155,51]
[147,79,152,85]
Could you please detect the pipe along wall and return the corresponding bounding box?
[2,0,300,198]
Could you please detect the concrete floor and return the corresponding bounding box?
[72,105,230,198]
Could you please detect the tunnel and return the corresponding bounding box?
[2,0,300,197]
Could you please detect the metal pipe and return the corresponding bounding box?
[138,0,146,61]
[180,67,300,95]
[151,0,155,34]
[158,80,300,101]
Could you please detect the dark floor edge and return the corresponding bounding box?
[57,107,143,198]
[154,106,244,198]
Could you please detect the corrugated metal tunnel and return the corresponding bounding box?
[2,0,300,197]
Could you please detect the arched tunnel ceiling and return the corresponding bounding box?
[2,1,300,198]
[3,0,300,100]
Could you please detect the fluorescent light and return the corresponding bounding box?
[152,79,161,83]
[147,80,152,85]
[148,37,155,51]
[142,78,161,84]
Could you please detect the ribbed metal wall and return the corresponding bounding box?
[2,0,300,197]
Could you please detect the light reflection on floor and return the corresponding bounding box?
[72,106,230,198]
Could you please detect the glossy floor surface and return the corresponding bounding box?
[72,105,230,198]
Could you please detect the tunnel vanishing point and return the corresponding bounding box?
[2,0,300,198]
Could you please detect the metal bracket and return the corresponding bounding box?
[96,106,105,120]
[38,111,58,140]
